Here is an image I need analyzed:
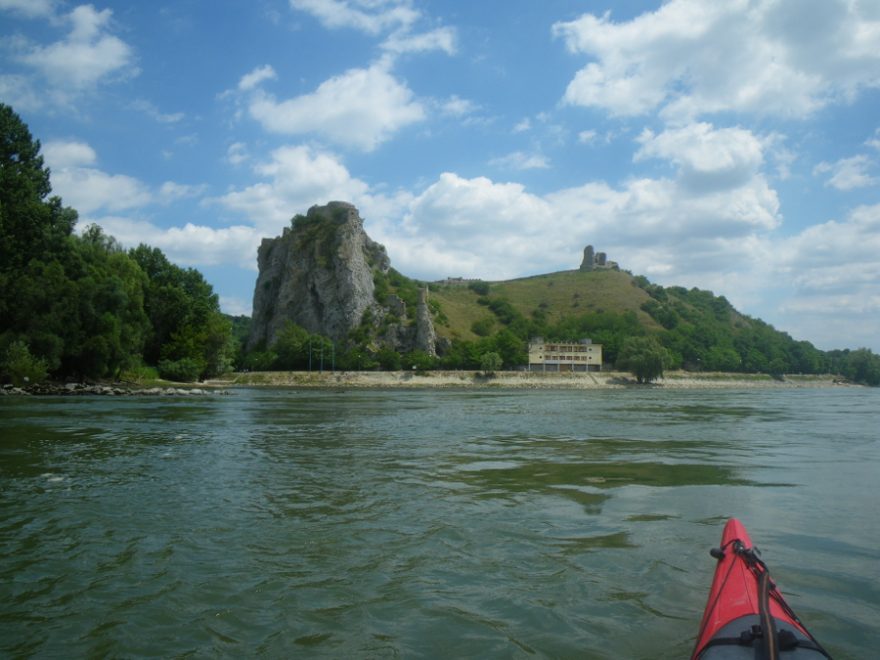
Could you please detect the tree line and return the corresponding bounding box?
[0,104,234,385]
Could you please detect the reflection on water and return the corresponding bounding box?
[1,387,878,658]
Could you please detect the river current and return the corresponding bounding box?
[1,387,878,658]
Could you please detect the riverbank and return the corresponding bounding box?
[1,371,854,396]
[0,383,228,396]
[206,370,851,390]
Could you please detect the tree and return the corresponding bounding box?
[616,336,671,384]
[841,348,880,386]
[704,345,742,372]
[479,351,503,375]
[0,339,48,385]
[0,104,76,269]
[272,321,311,369]
[130,244,234,379]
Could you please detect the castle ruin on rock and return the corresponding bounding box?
[579,245,619,272]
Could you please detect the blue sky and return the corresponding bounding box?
[2,0,879,352]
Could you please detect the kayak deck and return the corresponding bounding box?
[692,519,831,659]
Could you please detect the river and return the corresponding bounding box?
[1,387,878,658]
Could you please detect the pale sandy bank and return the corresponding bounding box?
[206,370,850,390]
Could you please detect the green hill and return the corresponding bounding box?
[429,270,660,342]
[417,268,859,378]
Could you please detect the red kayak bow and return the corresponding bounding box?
[692,518,831,659]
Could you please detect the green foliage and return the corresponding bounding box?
[376,346,402,370]
[402,350,438,371]
[617,336,672,384]
[479,351,503,374]
[119,364,160,383]
[371,268,423,322]
[0,339,48,385]
[271,321,312,370]
[158,358,202,383]
[641,300,678,329]
[291,210,340,267]
[704,345,742,372]
[338,347,379,371]
[242,350,277,372]
[373,270,390,303]
[834,348,880,386]
[0,105,235,383]
[131,244,233,379]
[227,314,251,369]
[471,317,495,337]
[0,104,77,271]
[468,280,490,295]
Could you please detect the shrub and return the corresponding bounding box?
[471,318,495,337]
[0,340,48,385]
[468,281,490,295]
[158,357,202,382]
[616,336,671,384]
[479,351,503,375]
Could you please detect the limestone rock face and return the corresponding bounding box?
[247,202,390,349]
[414,288,437,356]
[247,201,438,357]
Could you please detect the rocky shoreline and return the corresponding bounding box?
[1,383,229,397]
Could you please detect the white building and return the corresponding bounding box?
[528,338,603,372]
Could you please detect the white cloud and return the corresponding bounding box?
[52,167,152,214]
[247,62,425,150]
[867,129,880,151]
[577,129,597,144]
[43,139,97,168]
[289,1,455,61]
[781,203,880,275]
[18,4,136,90]
[238,64,276,91]
[89,216,262,271]
[379,173,554,279]
[216,145,372,231]
[0,0,56,19]
[814,155,878,190]
[131,99,184,124]
[44,140,207,214]
[635,123,766,192]
[553,0,880,119]
[439,95,478,118]
[770,203,880,349]
[159,181,207,202]
[376,121,779,285]
[489,151,550,171]
[44,143,149,215]
[219,296,252,317]
[0,74,44,111]
[289,0,418,35]
[226,142,249,166]
[381,26,456,55]
[513,118,531,133]
[383,168,776,284]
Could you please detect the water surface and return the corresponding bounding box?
[1,387,878,657]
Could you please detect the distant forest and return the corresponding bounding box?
[2,103,879,386]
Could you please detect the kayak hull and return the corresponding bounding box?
[692,519,830,659]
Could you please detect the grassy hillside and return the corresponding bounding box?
[413,266,849,377]
[429,270,660,342]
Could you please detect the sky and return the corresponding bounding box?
[2,0,879,352]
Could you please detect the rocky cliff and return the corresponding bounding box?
[247,202,436,356]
